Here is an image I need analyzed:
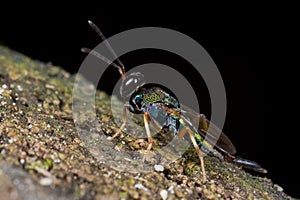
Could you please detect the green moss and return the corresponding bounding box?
[74,187,82,198]
[25,158,53,171]
[119,192,128,199]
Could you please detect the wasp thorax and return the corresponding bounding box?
[120,72,145,98]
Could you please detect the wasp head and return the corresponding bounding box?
[120,72,145,99]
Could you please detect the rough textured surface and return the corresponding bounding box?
[0,45,292,199]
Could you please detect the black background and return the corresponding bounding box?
[0,7,298,198]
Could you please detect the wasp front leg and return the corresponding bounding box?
[143,112,153,154]
[108,103,130,140]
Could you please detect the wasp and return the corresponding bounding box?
[82,20,267,181]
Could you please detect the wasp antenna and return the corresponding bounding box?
[81,47,125,79]
[87,20,126,76]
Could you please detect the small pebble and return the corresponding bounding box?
[107,136,112,140]
[154,164,164,172]
[274,184,284,192]
[39,177,53,186]
[160,189,168,200]
[134,183,148,191]
[168,185,174,194]
[17,85,23,91]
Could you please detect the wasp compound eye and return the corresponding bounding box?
[120,72,145,98]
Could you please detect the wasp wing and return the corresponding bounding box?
[180,104,237,155]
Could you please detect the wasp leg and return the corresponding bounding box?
[149,118,162,133]
[143,112,153,154]
[176,126,187,139]
[109,103,129,140]
[188,127,207,182]
[179,126,207,182]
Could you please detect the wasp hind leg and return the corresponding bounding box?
[177,126,207,182]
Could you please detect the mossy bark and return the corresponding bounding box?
[0,46,292,200]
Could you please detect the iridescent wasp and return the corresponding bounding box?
[82,20,267,181]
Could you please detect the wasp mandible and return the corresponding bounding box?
[82,20,267,182]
